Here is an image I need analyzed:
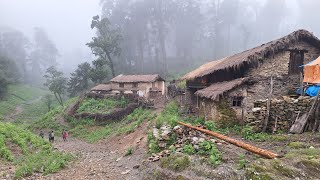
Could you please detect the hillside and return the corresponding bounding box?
[1,89,320,179]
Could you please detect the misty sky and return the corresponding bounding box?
[0,0,101,65]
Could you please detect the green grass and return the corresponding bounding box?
[0,122,73,178]
[160,154,190,172]
[0,84,49,119]
[156,101,180,128]
[70,107,155,143]
[76,97,129,114]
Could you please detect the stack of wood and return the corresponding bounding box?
[138,97,154,108]
[290,92,320,133]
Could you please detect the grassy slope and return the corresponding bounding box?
[0,122,73,178]
[0,84,49,119]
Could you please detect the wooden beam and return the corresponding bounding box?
[177,121,280,159]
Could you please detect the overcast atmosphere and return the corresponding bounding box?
[0,0,101,70]
[3,0,320,179]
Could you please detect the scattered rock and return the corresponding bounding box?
[133,165,140,169]
[121,170,130,175]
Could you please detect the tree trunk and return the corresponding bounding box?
[106,53,116,77]
[53,93,62,106]
[157,0,167,77]
[262,76,273,132]
[57,93,64,106]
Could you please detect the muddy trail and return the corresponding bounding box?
[30,122,150,180]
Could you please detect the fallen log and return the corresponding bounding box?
[177,121,280,159]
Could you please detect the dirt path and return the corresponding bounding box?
[33,122,149,180]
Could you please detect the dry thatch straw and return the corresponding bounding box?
[182,29,320,81]
[110,74,164,83]
[195,78,247,100]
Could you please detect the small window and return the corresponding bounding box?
[119,83,124,88]
[132,83,138,88]
[232,97,243,107]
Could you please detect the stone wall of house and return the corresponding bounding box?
[242,41,320,118]
[111,81,164,97]
[246,96,313,132]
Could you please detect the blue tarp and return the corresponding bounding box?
[306,85,320,97]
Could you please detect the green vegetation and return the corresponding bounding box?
[71,107,155,143]
[160,154,190,172]
[237,154,247,170]
[0,84,48,119]
[198,140,222,167]
[0,123,73,178]
[125,147,134,156]
[241,126,269,141]
[176,80,186,89]
[77,97,129,114]
[147,132,160,154]
[182,144,195,155]
[156,101,180,128]
[288,142,309,149]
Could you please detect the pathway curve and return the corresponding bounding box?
[33,122,149,180]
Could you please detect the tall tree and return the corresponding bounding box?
[29,27,59,84]
[87,15,122,77]
[0,55,20,99]
[67,62,92,97]
[43,66,67,106]
[0,30,29,81]
[90,58,110,83]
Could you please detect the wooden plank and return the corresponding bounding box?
[262,76,273,132]
[289,113,308,134]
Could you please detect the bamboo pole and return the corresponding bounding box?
[262,76,273,132]
[177,121,280,159]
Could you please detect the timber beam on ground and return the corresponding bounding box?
[177,121,280,159]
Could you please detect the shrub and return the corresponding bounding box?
[125,147,134,156]
[160,154,190,172]
[241,126,269,141]
[237,154,247,169]
[216,100,239,128]
[183,144,195,155]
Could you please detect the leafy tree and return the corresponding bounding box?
[0,55,20,99]
[44,94,54,112]
[29,27,59,84]
[0,30,29,81]
[90,58,110,83]
[43,66,67,106]
[67,62,92,97]
[87,15,122,77]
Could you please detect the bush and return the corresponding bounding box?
[125,147,134,156]
[237,154,247,170]
[216,100,239,128]
[156,101,180,128]
[241,126,269,141]
[183,144,195,155]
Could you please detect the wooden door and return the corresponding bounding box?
[289,51,304,75]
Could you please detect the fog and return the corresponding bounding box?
[1,0,320,85]
[0,0,101,72]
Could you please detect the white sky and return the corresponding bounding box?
[0,0,101,64]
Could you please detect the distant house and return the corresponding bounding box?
[110,74,165,97]
[181,29,320,122]
[90,83,112,94]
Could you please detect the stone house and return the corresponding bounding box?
[181,29,320,124]
[90,83,112,94]
[110,74,165,98]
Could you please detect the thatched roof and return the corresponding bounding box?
[195,78,247,100]
[110,74,164,83]
[182,29,320,81]
[91,84,111,91]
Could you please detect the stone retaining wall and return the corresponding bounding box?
[246,96,313,132]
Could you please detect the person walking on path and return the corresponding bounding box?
[39,130,44,138]
[62,129,69,142]
[48,131,55,143]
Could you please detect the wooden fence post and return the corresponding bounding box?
[262,76,273,132]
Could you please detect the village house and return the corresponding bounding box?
[181,29,320,125]
[110,74,165,98]
[90,83,112,94]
